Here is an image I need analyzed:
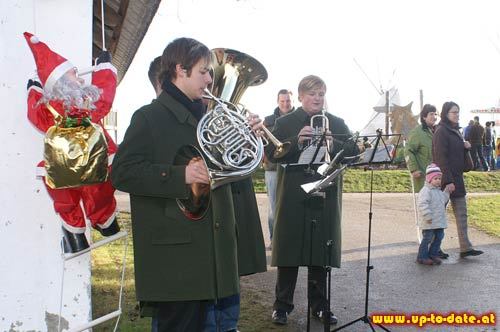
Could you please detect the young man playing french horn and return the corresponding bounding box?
[112,37,262,332]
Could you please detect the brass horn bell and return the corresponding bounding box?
[175,48,267,220]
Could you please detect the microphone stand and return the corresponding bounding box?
[302,133,358,332]
[305,132,323,332]
[303,131,330,332]
[302,131,398,332]
[302,157,347,332]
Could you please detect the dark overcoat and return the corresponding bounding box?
[264,107,357,268]
[111,92,239,306]
[231,178,267,276]
[432,122,468,197]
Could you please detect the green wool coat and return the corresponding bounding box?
[111,92,239,306]
[231,178,267,276]
[405,124,433,191]
[264,107,358,268]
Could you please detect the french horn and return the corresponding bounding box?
[176,48,288,220]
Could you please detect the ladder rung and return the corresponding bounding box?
[68,309,121,332]
[63,231,128,261]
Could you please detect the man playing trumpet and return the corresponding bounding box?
[265,75,358,326]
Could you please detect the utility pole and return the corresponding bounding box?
[385,90,390,134]
[419,89,424,111]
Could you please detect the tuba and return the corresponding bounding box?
[176,48,275,220]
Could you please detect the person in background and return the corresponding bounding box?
[483,121,493,171]
[491,122,497,170]
[112,37,262,332]
[432,101,484,259]
[262,89,294,247]
[265,75,358,326]
[405,104,449,259]
[148,55,162,97]
[468,116,488,171]
[405,104,438,192]
[496,136,500,169]
[416,164,449,265]
[463,119,474,141]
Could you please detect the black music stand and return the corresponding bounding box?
[278,160,340,332]
[279,131,357,332]
[330,130,401,332]
[305,167,347,332]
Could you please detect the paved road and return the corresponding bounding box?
[116,191,500,331]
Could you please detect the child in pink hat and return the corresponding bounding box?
[416,163,450,265]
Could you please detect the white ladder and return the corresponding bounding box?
[58,230,129,332]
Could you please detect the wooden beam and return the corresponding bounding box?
[93,0,121,27]
[108,0,129,54]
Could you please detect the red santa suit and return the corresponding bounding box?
[24,32,118,235]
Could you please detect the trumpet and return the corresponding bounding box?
[259,125,291,158]
[235,103,291,159]
[310,110,331,163]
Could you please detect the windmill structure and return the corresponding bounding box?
[355,58,417,140]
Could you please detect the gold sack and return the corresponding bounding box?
[44,123,109,189]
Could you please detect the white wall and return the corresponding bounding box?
[0,1,93,330]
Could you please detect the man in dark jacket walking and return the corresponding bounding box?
[468,116,488,171]
[484,121,493,170]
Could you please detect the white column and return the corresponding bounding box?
[0,1,93,330]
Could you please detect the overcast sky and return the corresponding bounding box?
[114,0,500,142]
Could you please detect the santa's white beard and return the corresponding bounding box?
[41,75,102,109]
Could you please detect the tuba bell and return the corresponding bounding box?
[176,48,270,220]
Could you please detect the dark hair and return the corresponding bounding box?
[148,56,162,89]
[159,37,211,84]
[485,121,491,127]
[277,89,292,101]
[420,104,436,129]
[439,101,460,126]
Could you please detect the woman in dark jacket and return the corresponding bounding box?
[432,101,484,258]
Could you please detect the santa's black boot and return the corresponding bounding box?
[94,218,120,237]
[61,227,90,254]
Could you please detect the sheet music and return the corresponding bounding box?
[361,145,395,164]
[297,145,327,164]
[301,166,346,194]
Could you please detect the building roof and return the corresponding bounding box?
[93,0,161,83]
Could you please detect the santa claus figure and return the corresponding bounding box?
[24,32,120,253]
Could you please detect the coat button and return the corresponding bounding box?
[214,222,220,229]
[161,172,166,177]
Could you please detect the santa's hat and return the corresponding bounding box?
[23,32,74,94]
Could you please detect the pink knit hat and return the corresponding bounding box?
[426,163,442,183]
